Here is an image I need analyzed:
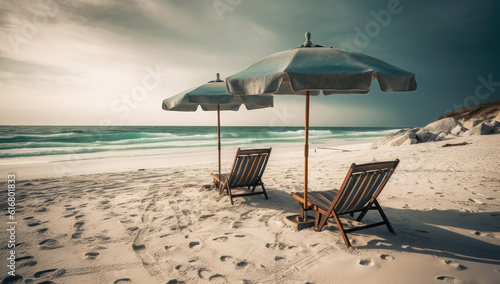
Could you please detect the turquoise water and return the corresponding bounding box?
[0,126,398,160]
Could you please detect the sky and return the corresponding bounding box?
[1,0,499,127]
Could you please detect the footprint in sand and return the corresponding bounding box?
[27,221,41,227]
[274,256,285,261]
[188,241,200,248]
[72,221,85,239]
[208,274,225,281]
[212,236,228,242]
[166,279,185,284]
[85,252,100,260]
[64,211,77,218]
[232,221,243,229]
[15,256,34,262]
[380,254,395,260]
[436,276,456,283]
[442,260,467,271]
[220,255,232,262]
[198,268,210,279]
[199,214,215,221]
[359,258,374,266]
[39,239,63,250]
[114,278,132,284]
[74,221,85,229]
[37,228,48,234]
[34,268,57,278]
[2,275,23,283]
[468,198,484,205]
[236,260,249,269]
[127,226,139,232]
[19,260,37,267]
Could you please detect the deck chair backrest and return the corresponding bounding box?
[228,148,272,188]
[332,160,399,215]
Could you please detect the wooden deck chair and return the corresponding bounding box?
[211,148,272,205]
[291,159,399,248]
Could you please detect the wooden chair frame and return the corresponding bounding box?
[211,148,272,205]
[292,159,399,248]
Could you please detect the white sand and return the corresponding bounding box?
[1,135,499,283]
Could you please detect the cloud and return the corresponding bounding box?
[1,0,499,126]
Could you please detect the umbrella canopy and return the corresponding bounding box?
[162,73,273,185]
[226,32,417,221]
[226,33,416,96]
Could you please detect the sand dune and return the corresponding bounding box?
[1,135,499,283]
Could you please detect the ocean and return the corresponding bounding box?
[0,126,398,165]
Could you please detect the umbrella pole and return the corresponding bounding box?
[302,91,310,221]
[217,104,221,191]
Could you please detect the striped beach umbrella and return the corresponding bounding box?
[226,32,417,224]
[162,73,274,185]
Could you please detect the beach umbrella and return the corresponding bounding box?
[162,73,274,185]
[226,32,417,222]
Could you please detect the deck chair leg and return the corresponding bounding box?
[374,199,395,234]
[261,184,268,200]
[218,180,225,195]
[315,212,324,228]
[250,185,256,193]
[331,211,352,248]
[227,184,234,205]
[316,210,330,232]
[356,205,371,222]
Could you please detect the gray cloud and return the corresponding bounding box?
[1,0,499,126]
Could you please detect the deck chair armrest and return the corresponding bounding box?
[210,173,220,182]
[291,192,312,207]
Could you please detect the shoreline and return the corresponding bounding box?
[0,139,375,181]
